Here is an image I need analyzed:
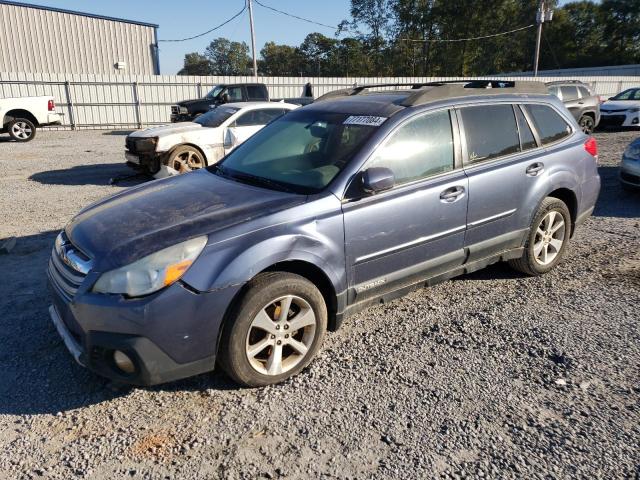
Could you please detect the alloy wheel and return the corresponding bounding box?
[245,295,317,376]
[11,121,33,140]
[533,210,566,266]
[579,116,594,134]
[169,149,204,173]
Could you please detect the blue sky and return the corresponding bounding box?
[15,0,580,74]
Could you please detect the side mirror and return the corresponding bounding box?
[362,167,394,194]
[220,92,230,104]
[223,128,237,149]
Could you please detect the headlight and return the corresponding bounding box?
[93,236,207,297]
[628,107,640,113]
[624,144,640,160]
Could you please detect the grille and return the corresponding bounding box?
[48,232,90,301]
[600,115,626,126]
[171,105,179,115]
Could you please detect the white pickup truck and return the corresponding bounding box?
[1,95,62,142]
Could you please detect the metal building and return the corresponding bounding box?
[0,1,159,75]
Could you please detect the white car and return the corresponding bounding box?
[1,95,62,142]
[599,88,640,129]
[125,101,299,178]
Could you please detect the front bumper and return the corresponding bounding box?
[124,151,161,174]
[47,261,241,386]
[599,112,640,128]
[620,157,640,188]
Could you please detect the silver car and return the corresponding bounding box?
[621,137,640,190]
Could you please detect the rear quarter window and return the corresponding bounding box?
[524,104,572,145]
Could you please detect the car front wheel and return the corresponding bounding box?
[218,272,327,387]
[509,197,571,276]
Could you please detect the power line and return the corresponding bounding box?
[158,4,247,42]
[400,24,535,43]
[254,0,350,33]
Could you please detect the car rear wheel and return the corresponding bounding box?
[166,145,206,174]
[578,115,595,134]
[218,272,327,387]
[8,118,36,142]
[508,197,571,276]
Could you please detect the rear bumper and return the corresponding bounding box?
[42,112,62,126]
[47,266,241,386]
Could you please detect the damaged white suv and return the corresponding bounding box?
[125,101,299,178]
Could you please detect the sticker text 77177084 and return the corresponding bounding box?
[343,116,387,127]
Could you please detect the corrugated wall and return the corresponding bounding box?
[0,3,156,75]
[1,72,638,130]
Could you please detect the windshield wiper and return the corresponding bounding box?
[226,170,296,193]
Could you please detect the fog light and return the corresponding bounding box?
[113,350,135,374]
[632,117,639,124]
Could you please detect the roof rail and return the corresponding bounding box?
[401,80,549,106]
[315,80,549,104]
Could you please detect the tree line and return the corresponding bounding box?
[178,0,640,77]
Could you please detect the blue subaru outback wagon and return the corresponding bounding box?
[48,81,601,387]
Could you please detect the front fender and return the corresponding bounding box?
[181,224,346,297]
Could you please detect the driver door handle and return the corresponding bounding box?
[439,186,465,203]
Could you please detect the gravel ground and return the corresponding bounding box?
[0,129,638,479]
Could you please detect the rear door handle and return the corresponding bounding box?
[526,162,544,176]
[439,186,465,203]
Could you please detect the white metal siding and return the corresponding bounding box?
[0,3,156,75]
[1,72,638,130]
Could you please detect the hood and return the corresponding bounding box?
[66,170,305,271]
[129,122,203,138]
[177,98,218,108]
[601,100,640,111]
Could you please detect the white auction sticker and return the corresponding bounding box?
[343,115,387,126]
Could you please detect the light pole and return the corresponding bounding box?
[248,0,258,77]
[533,0,553,76]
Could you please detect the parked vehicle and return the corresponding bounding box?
[48,80,600,387]
[620,137,640,190]
[1,95,62,142]
[126,102,299,178]
[546,80,600,134]
[599,88,640,129]
[170,82,313,122]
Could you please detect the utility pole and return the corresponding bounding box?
[248,0,258,78]
[533,0,553,76]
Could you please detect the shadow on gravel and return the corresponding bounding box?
[29,164,151,187]
[0,230,237,416]
[593,166,640,218]
[102,130,135,136]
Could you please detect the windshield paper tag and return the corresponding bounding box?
[343,115,387,126]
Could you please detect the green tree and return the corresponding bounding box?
[259,42,305,76]
[204,38,252,75]
[177,53,214,76]
[299,33,339,76]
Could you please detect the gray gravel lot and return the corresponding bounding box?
[0,129,638,479]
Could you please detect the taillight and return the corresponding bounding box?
[584,137,598,157]
[48,99,55,111]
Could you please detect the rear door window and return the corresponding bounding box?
[560,86,579,101]
[524,104,572,145]
[515,106,537,150]
[459,104,520,164]
[246,85,266,100]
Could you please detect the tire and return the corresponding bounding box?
[508,197,571,276]
[578,115,595,135]
[218,272,327,387]
[165,145,206,174]
[8,118,36,142]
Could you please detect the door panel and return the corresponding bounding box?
[457,104,538,260]
[343,172,468,303]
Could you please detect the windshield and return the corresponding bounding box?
[194,106,239,127]
[611,88,640,101]
[213,110,383,193]
[205,85,224,99]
